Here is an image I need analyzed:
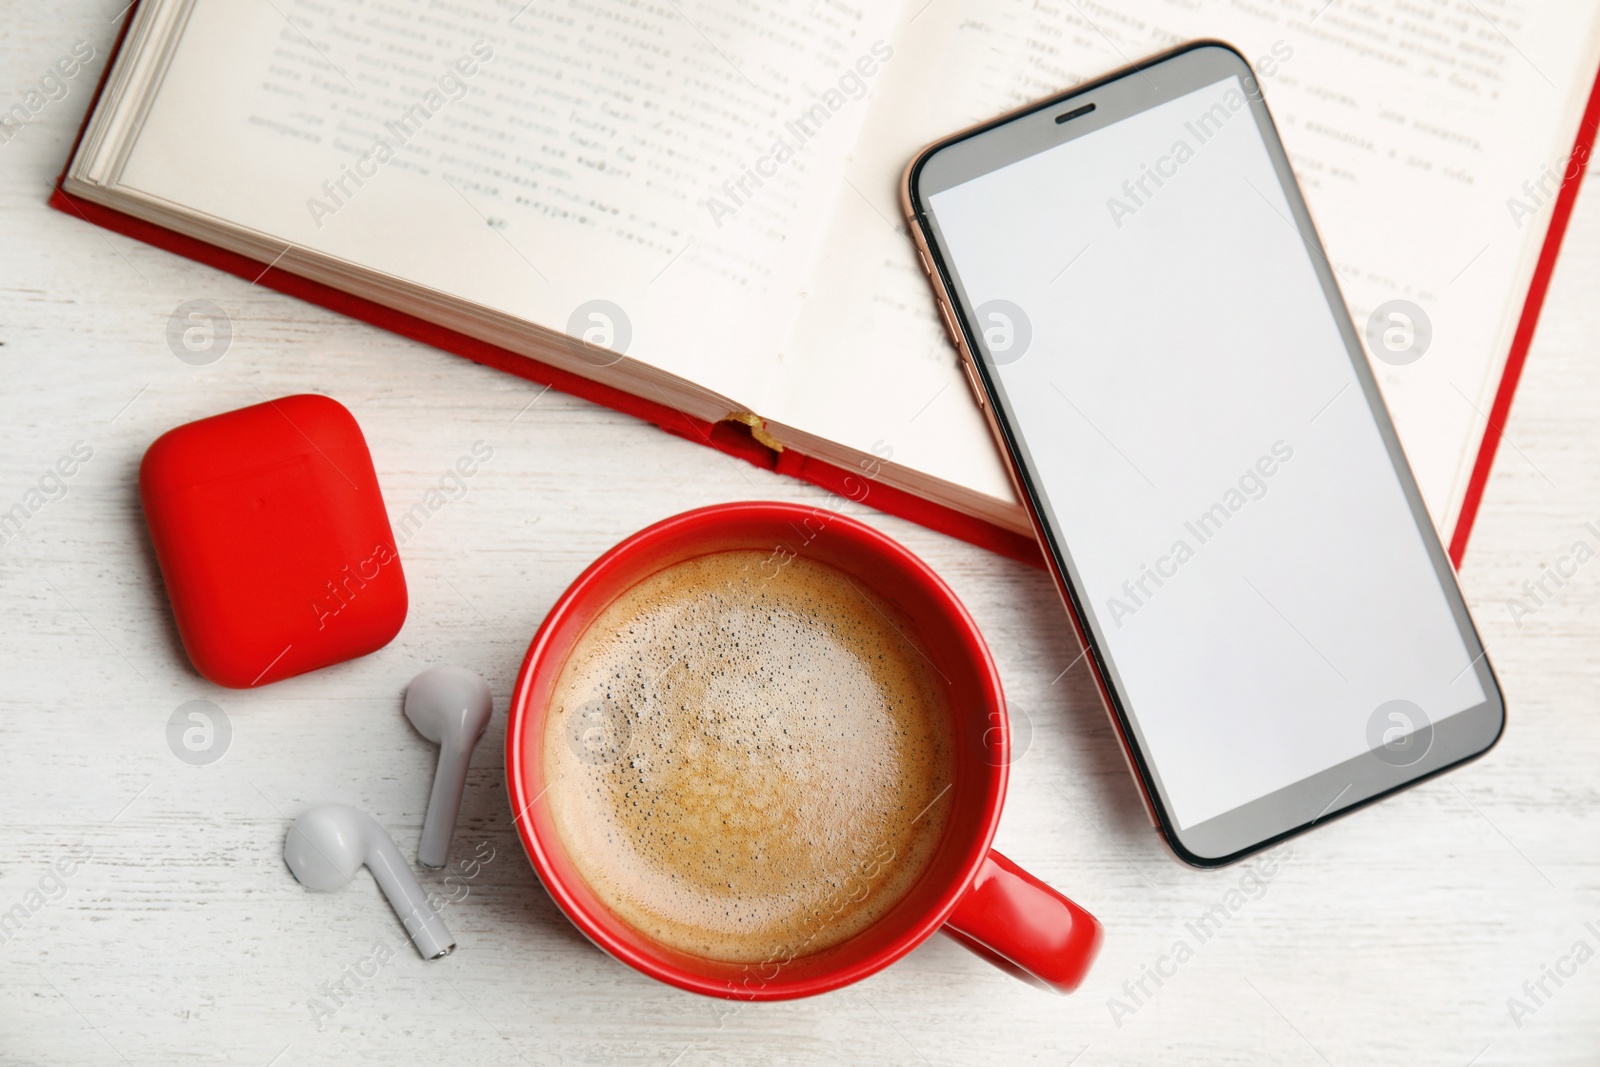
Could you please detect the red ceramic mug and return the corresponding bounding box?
[506,502,1102,999]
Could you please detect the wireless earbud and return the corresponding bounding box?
[284,804,455,960]
[404,666,493,869]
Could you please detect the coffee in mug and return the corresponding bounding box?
[543,549,955,964]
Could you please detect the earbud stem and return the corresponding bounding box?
[368,834,456,959]
[418,739,471,870]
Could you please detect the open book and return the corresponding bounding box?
[61,0,1600,561]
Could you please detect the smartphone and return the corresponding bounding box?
[902,41,1504,866]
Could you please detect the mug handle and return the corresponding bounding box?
[941,849,1103,994]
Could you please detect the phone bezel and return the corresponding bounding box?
[904,40,1505,867]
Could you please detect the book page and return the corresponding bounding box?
[114,0,901,406]
[774,0,1600,535]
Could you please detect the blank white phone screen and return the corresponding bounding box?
[927,76,1485,830]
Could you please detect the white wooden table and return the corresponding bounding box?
[4,7,1599,1065]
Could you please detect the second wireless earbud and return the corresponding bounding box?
[404,666,493,869]
[284,804,455,960]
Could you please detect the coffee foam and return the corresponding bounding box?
[544,550,955,965]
